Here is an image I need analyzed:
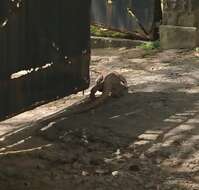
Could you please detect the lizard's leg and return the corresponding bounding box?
[90,84,100,100]
[86,83,111,110]
[90,74,104,100]
[101,79,112,97]
[90,81,104,100]
[95,74,104,85]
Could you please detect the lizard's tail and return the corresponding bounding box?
[34,95,108,127]
[73,93,109,114]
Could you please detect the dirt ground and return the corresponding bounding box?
[1,48,199,190]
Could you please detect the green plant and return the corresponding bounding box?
[195,47,199,52]
[137,41,160,50]
[91,25,132,39]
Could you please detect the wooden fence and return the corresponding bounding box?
[0,0,91,120]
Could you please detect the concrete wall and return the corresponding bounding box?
[160,0,199,49]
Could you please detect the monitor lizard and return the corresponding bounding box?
[35,71,128,126]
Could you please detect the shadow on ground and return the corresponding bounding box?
[1,49,199,189]
[0,82,199,189]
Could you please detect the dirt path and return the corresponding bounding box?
[1,48,199,190]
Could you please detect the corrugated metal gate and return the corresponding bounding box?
[91,0,162,39]
[0,0,91,120]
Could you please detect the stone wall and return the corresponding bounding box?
[160,0,199,49]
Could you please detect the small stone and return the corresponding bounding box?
[95,169,109,175]
[114,149,121,155]
[123,152,133,159]
[112,171,119,176]
[82,171,89,176]
[104,158,114,163]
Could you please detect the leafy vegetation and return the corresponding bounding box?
[195,47,199,52]
[91,25,133,39]
[136,41,160,50]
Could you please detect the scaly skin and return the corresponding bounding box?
[90,71,128,100]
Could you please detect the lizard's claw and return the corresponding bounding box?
[89,92,96,100]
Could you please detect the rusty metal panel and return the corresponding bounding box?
[91,0,162,39]
[0,0,91,120]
